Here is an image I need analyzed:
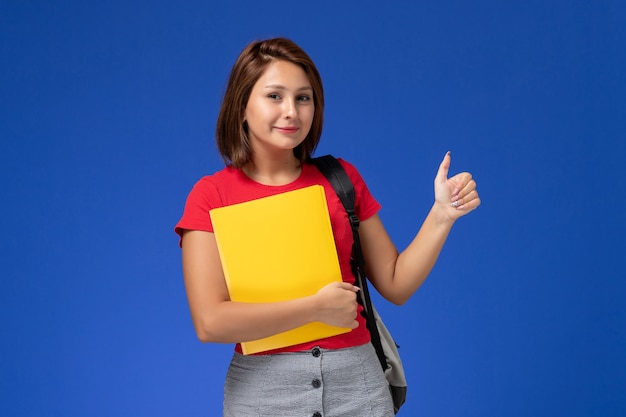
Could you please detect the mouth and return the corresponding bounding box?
[274,126,299,134]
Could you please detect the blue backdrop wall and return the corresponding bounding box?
[1,1,625,416]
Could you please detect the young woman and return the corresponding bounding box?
[175,37,480,417]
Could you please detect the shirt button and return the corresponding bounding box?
[311,378,321,388]
[312,347,321,357]
[312,413,322,417]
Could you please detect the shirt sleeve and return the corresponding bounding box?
[337,158,381,221]
[174,177,219,244]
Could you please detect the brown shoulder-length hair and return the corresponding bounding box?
[216,38,325,168]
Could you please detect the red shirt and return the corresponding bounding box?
[175,158,381,353]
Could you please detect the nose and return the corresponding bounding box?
[283,98,297,119]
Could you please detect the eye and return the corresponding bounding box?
[297,95,312,102]
[267,93,281,100]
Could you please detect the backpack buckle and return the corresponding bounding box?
[348,211,360,228]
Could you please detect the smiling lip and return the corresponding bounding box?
[275,126,299,133]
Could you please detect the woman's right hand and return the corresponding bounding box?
[313,282,360,329]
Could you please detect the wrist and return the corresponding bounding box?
[301,293,319,324]
[431,201,456,227]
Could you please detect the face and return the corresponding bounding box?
[244,60,315,158]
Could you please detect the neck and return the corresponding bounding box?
[242,153,302,186]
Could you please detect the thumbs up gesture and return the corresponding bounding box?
[434,151,481,221]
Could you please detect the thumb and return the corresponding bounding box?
[435,151,451,184]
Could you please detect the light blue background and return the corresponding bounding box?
[1,1,625,416]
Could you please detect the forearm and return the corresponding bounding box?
[182,232,359,344]
[390,203,455,303]
[192,296,317,344]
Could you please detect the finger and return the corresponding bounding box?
[435,151,451,184]
[455,177,477,200]
[448,172,473,199]
[454,190,480,210]
[449,172,472,187]
[337,282,360,292]
[460,195,481,211]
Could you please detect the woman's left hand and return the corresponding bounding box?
[434,151,481,221]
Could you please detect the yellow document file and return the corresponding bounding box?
[209,185,351,354]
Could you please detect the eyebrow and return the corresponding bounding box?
[263,84,313,91]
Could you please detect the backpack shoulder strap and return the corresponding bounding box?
[311,155,387,371]
[311,155,356,217]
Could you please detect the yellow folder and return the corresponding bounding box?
[209,185,351,354]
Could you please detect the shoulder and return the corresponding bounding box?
[335,157,359,173]
[310,155,373,189]
[310,155,362,177]
[334,157,369,187]
[184,166,242,207]
[328,156,381,217]
[190,166,240,192]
